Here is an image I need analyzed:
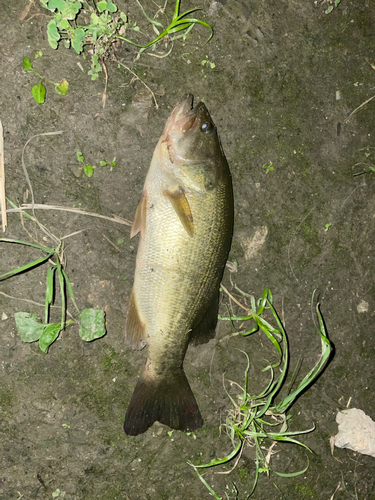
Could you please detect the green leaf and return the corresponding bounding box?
[55,78,69,95]
[23,57,34,71]
[76,151,84,163]
[78,309,106,341]
[61,1,82,20]
[39,323,62,353]
[120,12,127,22]
[14,312,45,342]
[106,0,117,13]
[97,1,108,12]
[71,28,85,54]
[47,19,60,49]
[32,82,46,103]
[48,0,66,11]
[99,160,107,167]
[59,18,71,30]
[83,164,94,177]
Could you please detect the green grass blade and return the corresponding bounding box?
[6,198,35,221]
[272,459,309,478]
[256,315,281,336]
[56,263,66,329]
[165,23,193,35]
[190,438,242,469]
[45,265,57,324]
[114,35,144,47]
[173,0,181,20]
[0,253,54,280]
[178,8,202,18]
[182,18,214,43]
[258,322,282,360]
[240,349,250,402]
[252,367,275,399]
[219,314,253,321]
[256,288,273,314]
[267,435,313,452]
[245,453,260,498]
[255,310,288,419]
[240,324,259,336]
[273,303,331,414]
[191,467,222,500]
[222,376,241,410]
[61,268,80,313]
[0,238,54,253]
[136,0,164,28]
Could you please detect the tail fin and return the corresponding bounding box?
[124,367,203,436]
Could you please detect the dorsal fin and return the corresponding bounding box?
[131,192,147,238]
[163,187,194,237]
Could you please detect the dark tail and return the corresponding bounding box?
[124,367,203,436]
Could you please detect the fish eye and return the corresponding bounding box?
[201,122,213,134]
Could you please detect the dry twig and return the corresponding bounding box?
[0,121,6,232]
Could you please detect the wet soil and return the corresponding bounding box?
[1,0,375,499]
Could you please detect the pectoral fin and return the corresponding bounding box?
[131,192,147,238]
[163,188,194,237]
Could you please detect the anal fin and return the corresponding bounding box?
[163,187,194,237]
[125,290,146,350]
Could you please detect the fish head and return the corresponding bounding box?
[159,94,224,172]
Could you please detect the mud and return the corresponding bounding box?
[1,0,375,498]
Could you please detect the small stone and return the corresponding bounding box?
[357,300,369,313]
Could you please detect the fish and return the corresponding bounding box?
[123,94,234,436]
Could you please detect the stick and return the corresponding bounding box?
[0,121,6,232]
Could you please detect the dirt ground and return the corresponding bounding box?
[1,0,375,498]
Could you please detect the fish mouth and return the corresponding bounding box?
[165,94,210,134]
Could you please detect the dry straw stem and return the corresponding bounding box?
[344,94,375,124]
[0,291,74,319]
[0,120,6,232]
[5,204,133,227]
[112,57,159,109]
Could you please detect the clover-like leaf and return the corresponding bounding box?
[23,57,34,71]
[14,312,45,342]
[47,19,60,49]
[78,309,106,341]
[55,78,69,95]
[32,82,46,103]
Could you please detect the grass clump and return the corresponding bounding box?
[188,289,332,498]
[39,0,213,80]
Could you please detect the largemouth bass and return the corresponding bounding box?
[124,94,234,436]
